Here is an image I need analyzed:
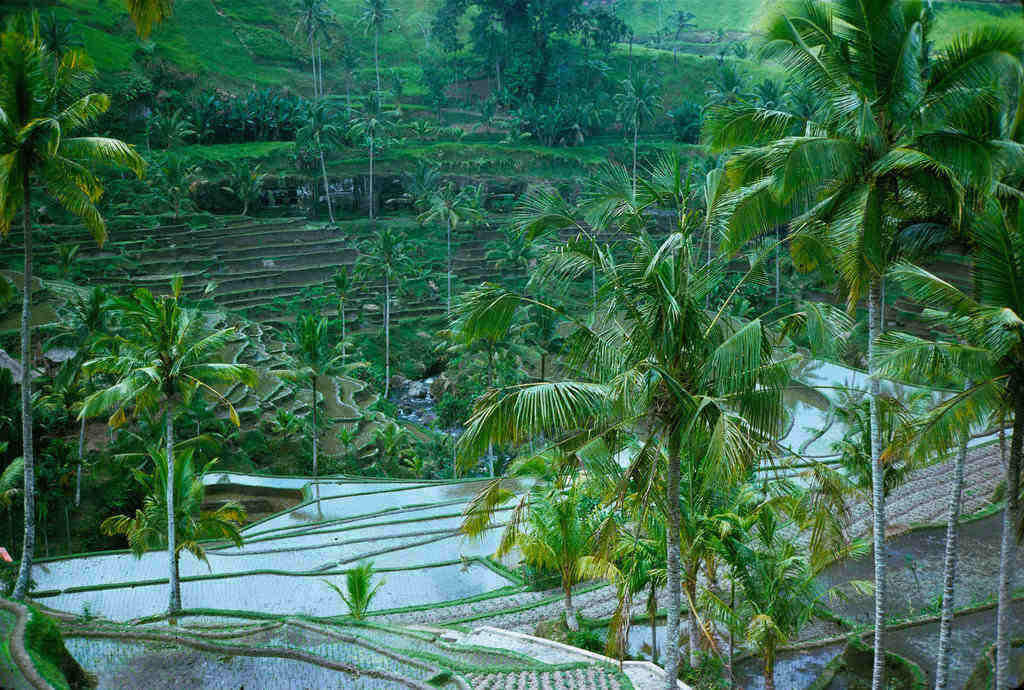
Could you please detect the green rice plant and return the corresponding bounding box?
[324,561,385,620]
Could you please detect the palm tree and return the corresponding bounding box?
[706,505,868,690]
[359,0,393,106]
[126,0,175,38]
[38,12,80,61]
[0,16,145,600]
[498,487,593,631]
[613,71,662,202]
[294,0,334,98]
[221,160,268,217]
[324,560,384,619]
[81,280,255,614]
[149,108,195,149]
[349,100,395,221]
[877,210,1024,690]
[273,314,345,482]
[55,243,79,281]
[156,155,200,221]
[704,5,1024,684]
[46,286,108,506]
[332,268,353,359]
[454,230,843,688]
[417,182,483,317]
[297,100,344,223]
[581,509,667,663]
[358,228,412,398]
[101,445,246,581]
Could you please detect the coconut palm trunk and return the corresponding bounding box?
[764,649,777,690]
[934,426,969,688]
[664,434,683,689]
[369,136,375,221]
[165,404,181,614]
[374,28,382,102]
[319,146,335,223]
[775,228,781,306]
[76,414,86,508]
[995,387,1022,690]
[686,567,699,668]
[383,268,390,398]
[563,583,579,631]
[868,279,888,690]
[649,582,659,664]
[13,181,35,601]
[632,111,639,203]
[311,376,319,479]
[309,36,319,98]
[446,217,453,318]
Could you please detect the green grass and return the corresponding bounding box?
[175,141,294,162]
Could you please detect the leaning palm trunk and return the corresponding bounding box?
[934,429,969,688]
[319,146,335,223]
[995,390,1022,690]
[664,436,683,689]
[14,184,35,601]
[166,405,181,614]
[75,414,86,508]
[868,279,888,690]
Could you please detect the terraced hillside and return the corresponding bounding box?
[27,474,669,688]
[0,216,523,326]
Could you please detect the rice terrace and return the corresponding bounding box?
[1,0,1024,687]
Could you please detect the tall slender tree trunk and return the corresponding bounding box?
[649,581,659,664]
[311,377,318,479]
[664,433,683,689]
[165,405,181,614]
[340,302,346,360]
[728,579,735,688]
[14,182,35,602]
[880,277,886,331]
[374,29,382,105]
[317,42,325,96]
[867,279,888,690]
[310,36,319,98]
[632,112,638,203]
[775,228,781,306]
[934,425,969,689]
[368,138,375,221]
[383,271,390,398]
[563,585,578,631]
[75,414,85,508]
[446,217,452,318]
[319,146,335,223]
[686,567,699,668]
[995,388,1022,690]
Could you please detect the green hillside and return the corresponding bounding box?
[4,0,1018,103]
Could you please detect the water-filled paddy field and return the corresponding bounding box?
[32,478,522,621]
